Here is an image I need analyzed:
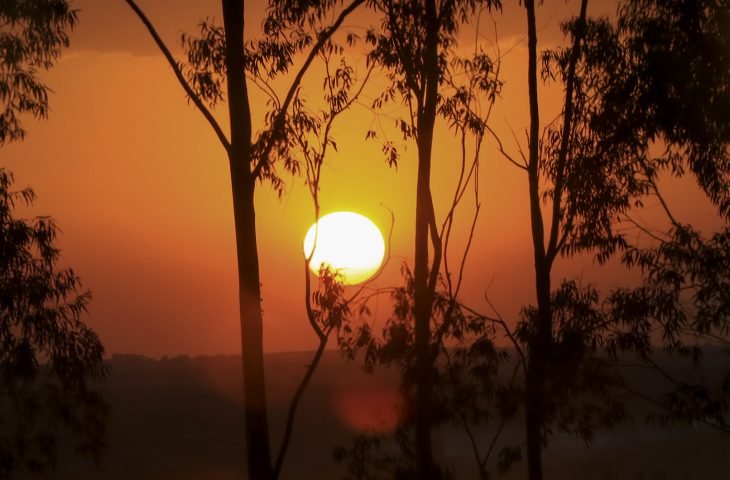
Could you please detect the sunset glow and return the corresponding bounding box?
[4,0,727,478]
[303,212,385,285]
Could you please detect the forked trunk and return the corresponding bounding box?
[524,1,550,479]
[413,0,440,478]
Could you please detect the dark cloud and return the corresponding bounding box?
[69,0,265,55]
[68,0,614,56]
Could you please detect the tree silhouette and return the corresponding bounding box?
[330,2,508,478]
[360,1,501,477]
[0,0,77,145]
[341,1,728,478]
[580,0,730,434]
[517,2,592,478]
[270,42,372,478]
[116,1,728,479]
[501,0,730,478]
[0,170,107,477]
[122,1,366,478]
[0,2,107,476]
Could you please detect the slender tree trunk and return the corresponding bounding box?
[525,267,551,480]
[524,1,550,480]
[523,1,589,478]
[414,0,440,478]
[222,1,273,479]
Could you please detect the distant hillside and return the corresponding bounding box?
[26,350,729,480]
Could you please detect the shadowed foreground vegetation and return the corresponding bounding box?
[20,349,728,480]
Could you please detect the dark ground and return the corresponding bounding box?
[29,350,729,480]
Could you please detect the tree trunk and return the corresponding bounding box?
[525,266,551,480]
[413,0,440,478]
[230,162,273,480]
[222,1,273,479]
[524,1,550,479]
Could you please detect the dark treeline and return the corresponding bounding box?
[16,351,730,480]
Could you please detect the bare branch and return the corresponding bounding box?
[650,177,682,229]
[621,212,667,243]
[487,125,527,170]
[247,73,281,110]
[347,204,396,305]
[273,256,329,478]
[507,120,529,168]
[123,0,230,152]
[253,0,366,179]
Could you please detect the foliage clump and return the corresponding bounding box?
[0,169,107,476]
[0,0,77,145]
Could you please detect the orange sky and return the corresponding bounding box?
[4,0,721,356]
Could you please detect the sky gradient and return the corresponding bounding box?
[4,0,721,356]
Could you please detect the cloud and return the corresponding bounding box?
[70,0,228,56]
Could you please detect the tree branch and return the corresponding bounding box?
[546,0,589,263]
[123,0,231,152]
[619,383,730,435]
[650,177,682,229]
[273,258,329,478]
[252,0,366,179]
[487,124,528,170]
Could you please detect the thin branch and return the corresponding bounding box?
[453,199,479,297]
[487,124,527,170]
[340,65,376,114]
[621,212,667,243]
[555,213,573,254]
[650,177,681,229]
[426,192,443,297]
[440,117,468,296]
[481,416,507,471]
[247,72,281,110]
[274,48,374,477]
[123,0,230,152]
[483,293,528,377]
[680,328,730,347]
[506,120,529,168]
[273,189,326,478]
[347,205,396,305]
[546,0,589,263]
[463,357,518,476]
[253,0,366,179]
[461,415,486,478]
[273,321,329,479]
[619,383,730,435]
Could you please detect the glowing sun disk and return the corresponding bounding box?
[303,212,385,285]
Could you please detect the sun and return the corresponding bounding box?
[303,211,385,285]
